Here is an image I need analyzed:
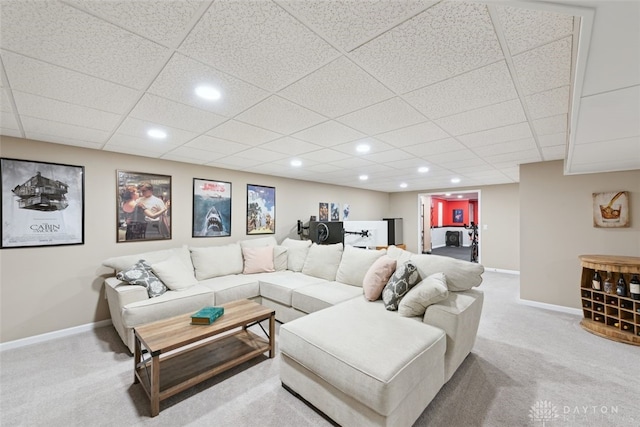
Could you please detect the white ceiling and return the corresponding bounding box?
[1,0,638,192]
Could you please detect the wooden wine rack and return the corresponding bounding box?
[579,255,640,346]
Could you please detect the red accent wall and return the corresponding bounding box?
[430,197,479,227]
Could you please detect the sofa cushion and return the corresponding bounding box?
[242,246,275,274]
[362,255,397,301]
[116,260,167,298]
[259,272,326,306]
[274,246,288,271]
[279,297,446,416]
[399,272,449,317]
[409,254,483,291]
[281,238,312,272]
[190,243,243,280]
[382,260,420,311]
[292,281,362,314]
[199,274,261,305]
[103,245,191,272]
[302,243,344,281]
[335,245,385,287]
[150,254,198,291]
[239,236,278,248]
[386,245,412,265]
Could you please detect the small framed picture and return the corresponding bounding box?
[593,191,629,228]
[319,202,329,221]
[193,178,231,237]
[247,184,275,234]
[1,157,84,248]
[117,170,171,242]
[453,209,464,224]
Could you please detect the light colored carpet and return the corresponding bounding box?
[1,271,639,426]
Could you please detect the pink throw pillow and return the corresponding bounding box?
[363,255,397,301]
[242,246,275,274]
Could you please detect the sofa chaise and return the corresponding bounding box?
[102,236,484,426]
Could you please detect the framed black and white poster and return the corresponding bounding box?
[117,170,171,242]
[246,184,275,235]
[1,158,84,248]
[193,178,231,237]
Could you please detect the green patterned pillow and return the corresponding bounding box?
[382,260,421,311]
[116,260,167,298]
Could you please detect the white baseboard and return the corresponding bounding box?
[518,298,582,316]
[0,319,112,352]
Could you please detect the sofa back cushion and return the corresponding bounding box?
[103,245,191,272]
[335,245,385,287]
[242,246,275,274]
[274,246,288,271]
[301,243,344,281]
[386,245,412,265]
[281,238,312,272]
[239,236,278,248]
[190,243,243,280]
[151,254,198,290]
[409,254,483,291]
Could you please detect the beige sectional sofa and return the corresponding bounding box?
[102,236,484,426]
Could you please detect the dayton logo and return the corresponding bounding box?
[529,400,559,426]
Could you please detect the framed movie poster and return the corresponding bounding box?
[1,158,84,248]
[117,170,171,242]
[247,184,275,235]
[453,209,464,223]
[193,178,231,237]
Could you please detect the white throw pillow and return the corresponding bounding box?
[190,243,243,280]
[281,238,312,272]
[301,243,344,281]
[409,254,484,291]
[274,245,288,271]
[398,272,449,317]
[150,255,198,291]
[242,246,275,274]
[335,245,385,287]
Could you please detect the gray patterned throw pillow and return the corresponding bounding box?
[382,260,421,311]
[116,260,167,298]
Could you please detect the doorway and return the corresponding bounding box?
[418,190,481,263]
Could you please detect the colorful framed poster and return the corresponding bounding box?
[117,170,171,242]
[453,209,464,223]
[331,202,340,221]
[247,184,275,234]
[593,191,630,228]
[1,157,84,248]
[319,202,329,221]
[193,178,231,237]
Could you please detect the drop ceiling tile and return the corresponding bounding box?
[1,51,140,114]
[435,99,527,136]
[350,1,503,93]
[236,96,326,134]
[24,131,103,149]
[206,120,281,146]
[65,0,205,46]
[0,1,169,88]
[292,121,365,146]
[1,111,19,131]
[148,53,269,117]
[330,157,377,169]
[0,127,22,138]
[484,148,541,166]
[403,138,466,157]
[281,0,436,51]
[130,94,226,134]
[1,88,14,113]
[161,146,226,164]
[472,137,537,157]
[570,137,640,169]
[13,91,121,131]
[258,136,323,155]
[306,163,344,174]
[376,121,450,147]
[533,114,567,135]
[495,5,574,55]
[337,98,426,135]
[331,138,394,155]
[512,37,572,95]
[525,86,570,120]
[21,116,109,144]
[541,145,566,160]
[404,61,518,119]
[115,117,198,145]
[185,135,251,155]
[179,0,339,91]
[104,135,173,156]
[298,148,351,163]
[207,157,264,169]
[538,132,566,147]
[363,149,414,163]
[384,157,433,170]
[222,147,288,163]
[457,122,532,147]
[425,149,480,166]
[279,56,394,118]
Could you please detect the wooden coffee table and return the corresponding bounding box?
[133,299,275,416]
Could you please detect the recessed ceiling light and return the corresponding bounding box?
[418,166,429,173]
[445,193,451,196]
[457,195,463,198]
[451,177,461,183]
[290,159,302,167]
[400,182,408,188]
[147,129,166,139]
[359,174,368,181]
[356,144,370,153]
[195,85,221,101]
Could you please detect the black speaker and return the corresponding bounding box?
[309,221,344,245]
[446,231,461,247]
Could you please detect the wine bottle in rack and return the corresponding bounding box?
[630,274,640,301]
[592,270,602,290]
[616,274,627,297]
[603,271,614,294]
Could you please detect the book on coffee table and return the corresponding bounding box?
[191,306,224,325]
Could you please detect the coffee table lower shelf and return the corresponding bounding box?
[135,329,270,414]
